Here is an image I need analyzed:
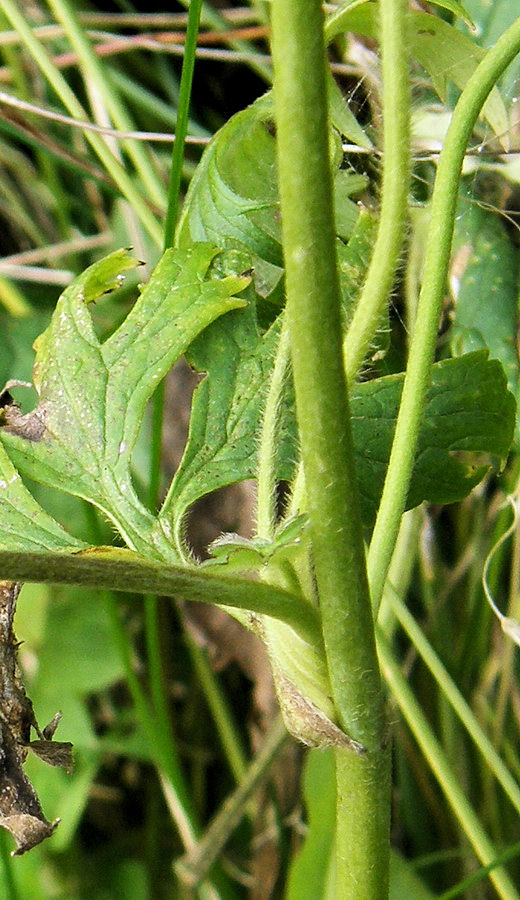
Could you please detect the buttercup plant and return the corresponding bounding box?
[0,0,520,897]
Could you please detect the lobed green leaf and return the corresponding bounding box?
[0,246,250,559]
[176,93,370,296]
[351,352,515,527]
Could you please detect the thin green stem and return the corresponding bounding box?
[144,593,177,754]
[176,0,273,83]
[105,598,235,895]
[378,632,520,900]
[163,0,203,248]
[377,508,421,638]
[82,506,198,849]
[187,635,250,786]
[256,316,290,539]
[104,592,198,847]
[494,482,520,745]
[270,0,389,895]
[342,0,410,384]
[368,16,520,611]
[0,0,162,246]
[438,842,520,900]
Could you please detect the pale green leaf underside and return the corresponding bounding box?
[0,245,250,559]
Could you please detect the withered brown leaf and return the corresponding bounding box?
[0,581,73,855]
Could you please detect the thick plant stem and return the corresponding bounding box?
[270,1,389,896]
[367,15,520,610]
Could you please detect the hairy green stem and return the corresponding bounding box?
[342,0,410,384]
[256,317,291,539]
[270,0,389,895]
[0,549,321,646]
[368,16,520,610]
